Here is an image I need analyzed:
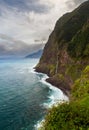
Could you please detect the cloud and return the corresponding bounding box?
[66,0,87,8]
[0,0,52,13]
[73,0,87,5]
[0,34,44,57]
[0,0,87,57]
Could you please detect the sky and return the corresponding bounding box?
[0,0,87,57]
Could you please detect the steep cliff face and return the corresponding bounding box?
[36,1,89,94]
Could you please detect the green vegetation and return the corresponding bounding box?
[72,66,89,104]
[39,103,89,130]
[39,66,89,130]
[65,64,83,81]
[68,22,89,59]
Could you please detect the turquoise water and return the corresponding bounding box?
[0,59,68,130]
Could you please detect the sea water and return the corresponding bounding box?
[0,59,68,130]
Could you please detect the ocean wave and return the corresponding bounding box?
[31,69,69,130]
[40,76,69,108]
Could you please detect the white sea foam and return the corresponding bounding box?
[39,72,69,107]
[32,69,69,130]
[34,119,45,130]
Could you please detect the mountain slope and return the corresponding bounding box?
[36,0,89,94]
[25,49,43,58]
[36,1,89,129]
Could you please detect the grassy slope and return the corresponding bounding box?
[39,66,89,130]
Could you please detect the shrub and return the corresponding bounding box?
[40,102,89,130]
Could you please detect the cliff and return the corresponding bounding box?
[36,1,89,95]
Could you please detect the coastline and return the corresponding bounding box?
[46,77,71,97]
[35,69,70,98]
[34,69,69,100]
[33,69,69,130]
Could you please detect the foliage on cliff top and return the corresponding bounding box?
[55,1,89,44]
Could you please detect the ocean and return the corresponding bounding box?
[0,59,68,130]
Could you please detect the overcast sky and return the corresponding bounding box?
[0,0,87,57]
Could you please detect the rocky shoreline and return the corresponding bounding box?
[46,77,71,97]
[35,68,71,97]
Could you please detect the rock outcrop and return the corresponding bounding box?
[35,1,89,95]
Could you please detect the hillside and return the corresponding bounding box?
[25,49,43,59]
[36,1,89,129]
[36,0,89,95]
[36,1,89,130]
[39,65,89,130]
